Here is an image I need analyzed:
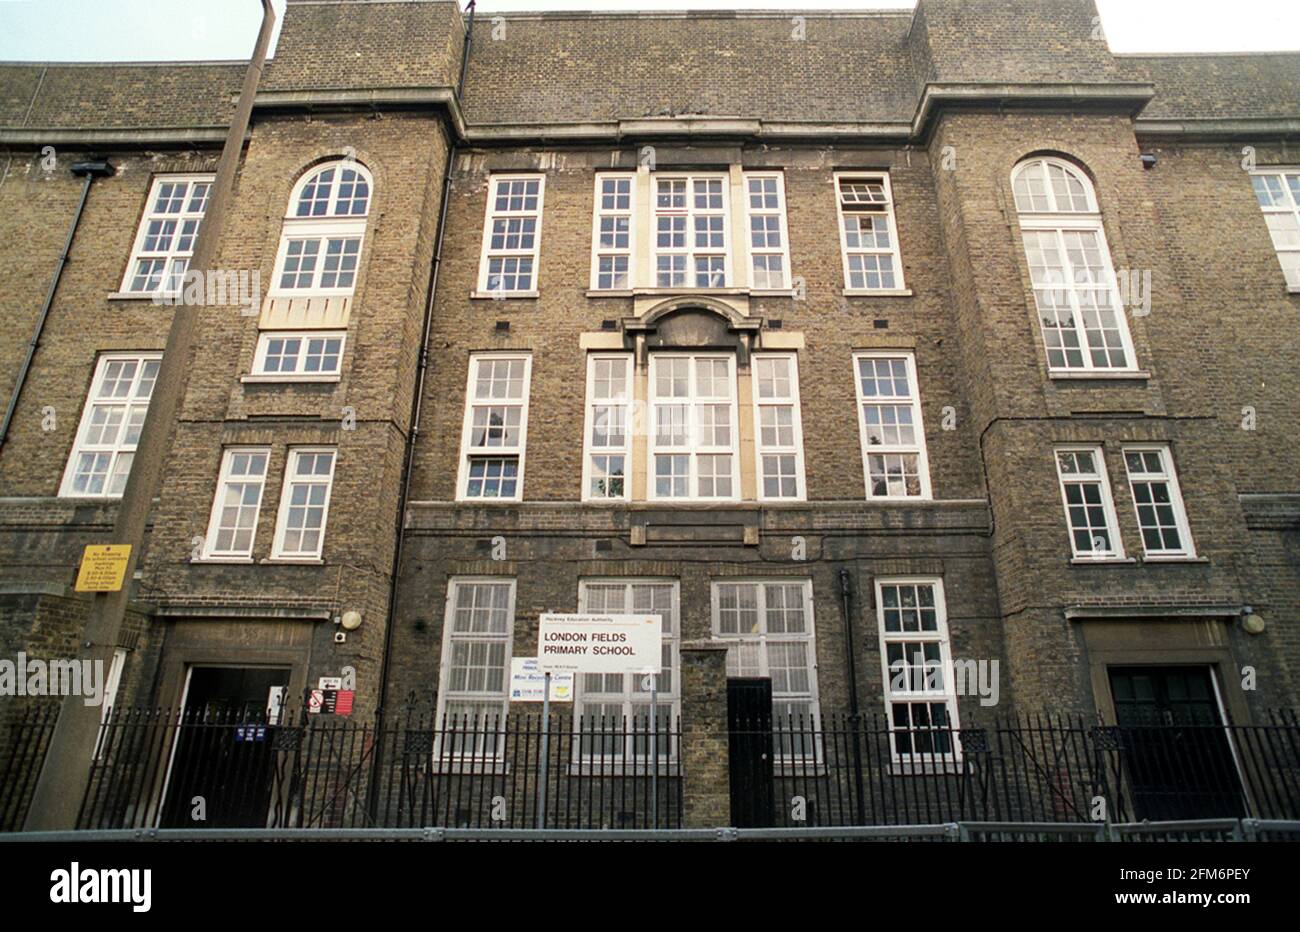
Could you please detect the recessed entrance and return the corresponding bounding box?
[160,665,291,827]
[1107,665,1246,820]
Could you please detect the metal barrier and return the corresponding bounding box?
[4,703,1298,832]
[4,819,1299,842]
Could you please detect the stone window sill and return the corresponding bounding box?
[1070,556,1136,565]
[1048,370,1151,381]
[843,288,913,297]
[260,557,326,565]
[1140,554,1207,564]
[191,556,255,565]
[470,290,539,300]
[106,291,163,302]
[240,374,341,384]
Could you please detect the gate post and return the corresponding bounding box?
[680,641,731,828]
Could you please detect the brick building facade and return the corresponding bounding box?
[0,0,1297,825]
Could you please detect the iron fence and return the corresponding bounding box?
[74,705,682,831]
[2,703,1297,833]
[0,704,58,832]
[6,819,1300,842]
[734,710,1300,827]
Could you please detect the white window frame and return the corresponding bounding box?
[1249,168,1300,289]
[711,579,821,762]
[581,352,633,502]
[269,161,372,298]
[1012,156,1137,373]
[874,576,961,764]
[1121,444,1196,559]
[647,353,740,502]
[852,351,932,501]
[250,331,347,381]
[93,647,129,759]
[652,172,732,288]
[59,353,162,498]
[589,172,635,290]
[270,447,336,561]
[743,171,792,291]
[456,354,533,502]
[201,447,271,560]
[435,577,517,761]
[574,579,681,766]
[119,173,213,295]
[751,352,806,501]
[834,172,905,293]
[1054,445,1124,560]
[477,174,545,295]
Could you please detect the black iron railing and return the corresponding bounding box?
[72,705,682,831]
[2,704,1297,831]
[730,710,1300,826]
[0,704,58,832]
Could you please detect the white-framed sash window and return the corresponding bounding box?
[478,174,545,294]
[1122,444,1196,558]
[1012,157,1136,372]
[271,447,336,560]
[752,353,806,500]
[1250,168,1300,288]
[202,447,271,559]
[744,172,791,290]
[875,577,961,763]
[835,173,904,292]
[456,354,532,502]
[575,579,680,764]
[853,351,931,500]
[648,353,739,501]
[653,173,731,288]
[59,353,161,498]
[712,580,820,760]
[1054,445,1124,560]
[590,173,634,290]
[435,578,516,759]
[582,353,633,501]
[121,174,213,294]
[270,161,372,298]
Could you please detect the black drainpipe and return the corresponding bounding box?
[369,1,475,815]
[0,157,114,452]
[839,567,867,823]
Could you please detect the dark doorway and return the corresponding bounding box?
[1108,665,1246,820]
[160,666,291,828]
[727,678,775,827]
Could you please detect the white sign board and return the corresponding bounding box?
[538,613,662,675]
[510,658,574,703]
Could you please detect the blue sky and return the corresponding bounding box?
[0,0,1297,61]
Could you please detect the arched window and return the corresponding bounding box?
[270,160,373,297]
[293,163,370,218]
[1012,157,1135,372]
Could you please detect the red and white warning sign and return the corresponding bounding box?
[335,690,355,716]
[308,689,324,715]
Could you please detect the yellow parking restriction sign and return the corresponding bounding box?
[74,544,132,593]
